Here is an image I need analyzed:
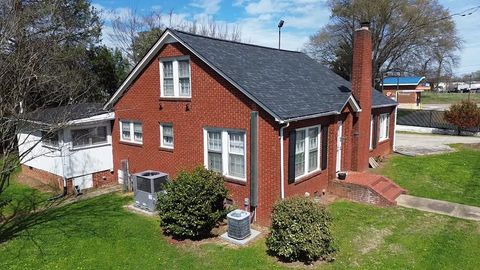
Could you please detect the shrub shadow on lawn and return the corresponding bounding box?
[0,193,128,258]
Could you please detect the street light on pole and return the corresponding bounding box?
[278,20,284,50]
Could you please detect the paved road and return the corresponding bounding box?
[397,195,480,221]
[395,132,480,156]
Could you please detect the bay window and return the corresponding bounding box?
[204,129,246,181]
[160,58,191,98]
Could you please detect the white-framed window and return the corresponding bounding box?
[369,115,374,150]
[294,126,321,179]
[160,123,174,149]
[71,126,108,148]
[41,131,59,148]
[120,120,143,144]
[160,58,191,98]
[204,129,246,181]
[379,113,389,141]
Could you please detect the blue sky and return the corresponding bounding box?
[92,0,480,76]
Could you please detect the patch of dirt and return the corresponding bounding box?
[388,243,405,255]
[464,143,480,150]
[273,258,329,269]
[166,223,267,249]
[16,174,59,193]
[353,227,392,254]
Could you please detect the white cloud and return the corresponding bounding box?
[190,0,222,15]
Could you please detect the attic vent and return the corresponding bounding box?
[227,210,251,240]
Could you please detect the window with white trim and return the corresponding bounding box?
[120,121,143,144]
[295,126,321,179]
[379,113,389,141]
[72,126,107,148]
[204,129,246,181]
[160,58,191,98]
[160,124,174,149]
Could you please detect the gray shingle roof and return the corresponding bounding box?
[23,103,108,125]
[172,29,396,120]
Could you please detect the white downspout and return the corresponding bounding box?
[279,123,290,199]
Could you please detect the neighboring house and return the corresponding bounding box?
[381,76,428,108]
[104,23,401,225]
[18,103,116,193]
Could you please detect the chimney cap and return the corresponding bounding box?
[360,21,370,28]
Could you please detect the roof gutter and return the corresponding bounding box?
[277,111,339,124]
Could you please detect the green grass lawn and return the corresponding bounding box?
[378,144,480,206]
[421,92,480,104]
[1,189,480,269]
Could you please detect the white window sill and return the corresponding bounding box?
[120,140,143,145]
[160,145,174,150]
[379,137,389,143]
[295,168,321,182]
[224,174,246,182]
[70,143,111,151]
[42,144,60,151]
[159,96,191,100]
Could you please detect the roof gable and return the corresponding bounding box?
[105,29,395,122]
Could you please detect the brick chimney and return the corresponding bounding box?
[351,22,372,171]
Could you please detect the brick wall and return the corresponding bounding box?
[369,106,396,159]
[92,170,116,189]
[20,165,63,190]
[329,180,392,206]
[113,42,271,223]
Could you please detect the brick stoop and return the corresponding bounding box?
[329,171,407,206]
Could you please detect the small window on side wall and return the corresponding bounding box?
[379,113,389,141]
[160,124,174,149]
[120,120,143,144]
[160,58,191,98]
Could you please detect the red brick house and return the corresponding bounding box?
[104,23,401,225]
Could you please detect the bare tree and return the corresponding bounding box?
[0,0,102,235]
[304,0,462,86]
[109,9,241,65]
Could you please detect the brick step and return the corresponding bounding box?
[334,172,407,205]
[383,187,405,202]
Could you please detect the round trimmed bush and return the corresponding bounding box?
[266,196,336,263]
[157,167,228,239]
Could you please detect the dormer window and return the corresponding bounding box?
[160,58,191,98]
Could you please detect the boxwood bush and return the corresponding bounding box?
[157,167,228,239]
[266,196,336,264]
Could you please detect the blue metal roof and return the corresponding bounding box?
[382,76,425,86]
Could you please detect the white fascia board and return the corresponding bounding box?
[67,112,115,125]
[103,31,175,110]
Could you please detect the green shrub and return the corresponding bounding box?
[157,167,228,239]
[266,196,336,264]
